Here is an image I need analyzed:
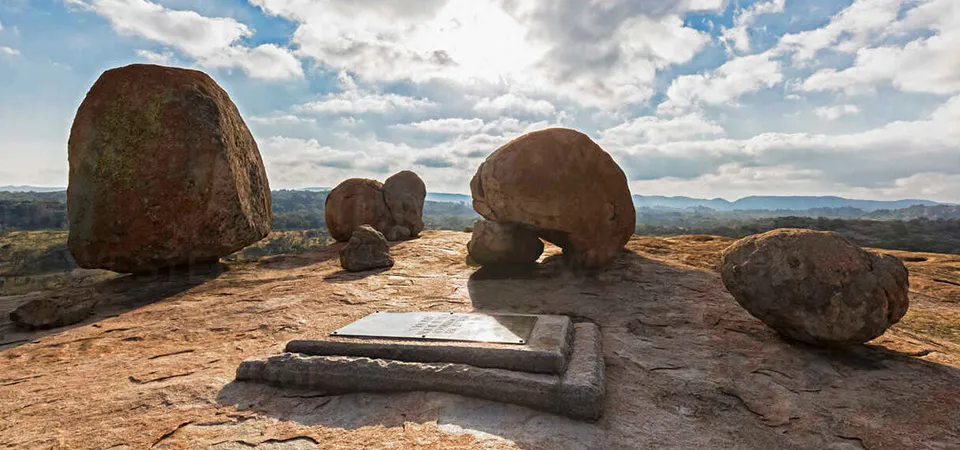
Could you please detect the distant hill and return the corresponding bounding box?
[633,195,941,212]
[0,185,65,193]
[426,193,472,203]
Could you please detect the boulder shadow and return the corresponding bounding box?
[322,267,393,283]
[215,381,599,448]
[0,263,225,351]
[254,246,341,271]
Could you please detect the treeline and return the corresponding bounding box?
[0,189,479,232]
[3,190,958,254]
[638,216,960,254]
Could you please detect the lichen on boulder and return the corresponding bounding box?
[67,64,272,274]
[720,228,910,346]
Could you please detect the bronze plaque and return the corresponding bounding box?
[331,312,538,344]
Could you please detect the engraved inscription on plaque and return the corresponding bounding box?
[330,312,538,344]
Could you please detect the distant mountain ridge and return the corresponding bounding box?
[633,195,942,212]
[0,185,66,192]
[0,186,945,212]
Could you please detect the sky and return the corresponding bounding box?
[0,0,958,201]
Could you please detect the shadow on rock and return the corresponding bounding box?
[0,263,225,350]
[215,381,601,449]
[255,247,341,271]
[322,267,393,283]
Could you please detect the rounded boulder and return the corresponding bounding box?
[67,64,272,274]
[325,179,392,242]
[383,170,427,238]
[720,229,910,346]
[470,128,635,269]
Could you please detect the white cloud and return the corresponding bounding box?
[814,104,861,120]
[777,0,904,63]
[473,93,556,117]
[392,118,485,135]
[0,46,19,57]
[609,94,960,202]
[658,51,783,115]
[795,0,960,96]
[135,49,173,64]
[295,71,435,115]
[248,114,317,126]
[600,114,725,146]
[720,0,786,53]
[70,0,303,80]
[251,0,716,107]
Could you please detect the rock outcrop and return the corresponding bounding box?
[325,172,427,242]
[466,220,543,266]
[470,128,635,269]
[2,231,959,449]
[720,228,910,346]
[339,225,394,272]
[66,64,272,274]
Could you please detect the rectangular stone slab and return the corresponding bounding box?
[237,323,605,421]
[330,311,538,344]
[287,314,573,374]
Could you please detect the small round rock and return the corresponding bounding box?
[720,228,909,346]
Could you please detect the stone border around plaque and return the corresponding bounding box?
[237,323,605,421]
[286,314,573,374]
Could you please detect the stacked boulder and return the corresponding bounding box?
[468,128,635,269]
[720,229,910,346]
[325,171,426,243]
[66,64,272,274]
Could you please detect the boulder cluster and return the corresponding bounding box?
[468,128,636,269]
[325,171,426,243]
[720,229,910,346]
[58,64,911,348]
[325,171,426,272]
[67,64,272,274]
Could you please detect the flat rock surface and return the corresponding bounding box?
[1,231,959,449]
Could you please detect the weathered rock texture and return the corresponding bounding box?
[326,171,426,242]
[325,179,392,242]
[471,128,635,269]
[66,64,271,274]
[467,220,544,266]
[383,170,427,238]
[338,225,394,272]
[2,232,958,449]
[10,296,96,330]
[720,228,910,346]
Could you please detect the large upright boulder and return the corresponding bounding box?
[325,171,426,242]
[383,170,426,238]
[720,229,910,346]
[67,64,272,274]
[470,128,635,269]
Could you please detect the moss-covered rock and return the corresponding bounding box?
[67,64,272,273]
